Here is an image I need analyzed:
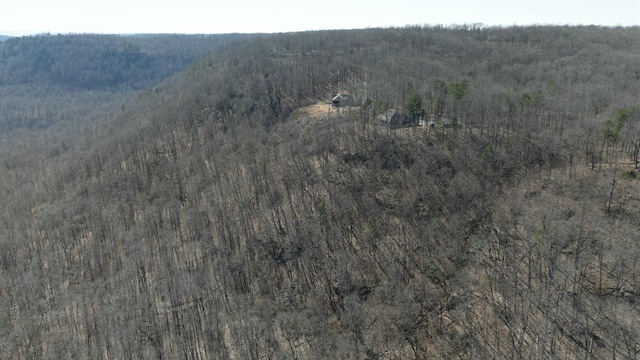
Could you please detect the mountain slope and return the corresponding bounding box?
[0,33,252,134]
[1,26,640,359]
[0,33,249,90]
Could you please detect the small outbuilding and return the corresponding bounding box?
[439,117,462,128]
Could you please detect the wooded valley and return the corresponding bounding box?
[0,26,640,359]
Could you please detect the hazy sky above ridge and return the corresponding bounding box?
[1,0,638,36]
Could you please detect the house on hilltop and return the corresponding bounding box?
[378,109,417,129]
[331,92,353,108]
[378,109,419,129]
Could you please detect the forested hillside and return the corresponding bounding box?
[0,33,252,134]
[0,33,249,89]
[1,25,640,359]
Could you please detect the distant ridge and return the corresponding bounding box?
[0,35,11,42]
[0,33,250,89]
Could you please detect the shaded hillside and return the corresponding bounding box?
[0,33,250,90]
[0,33,253,133]
[1,26,640,359]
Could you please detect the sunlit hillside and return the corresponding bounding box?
[1,25,640,359]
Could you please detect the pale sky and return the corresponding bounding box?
[1,0,638,36]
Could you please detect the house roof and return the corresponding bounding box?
[333,92,352,101]
[377,109,398,122]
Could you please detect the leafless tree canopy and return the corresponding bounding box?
[1,26,640,359]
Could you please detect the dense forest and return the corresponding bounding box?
[0,33,250,133]
[0,33,251,89]
[1,25,640,359]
